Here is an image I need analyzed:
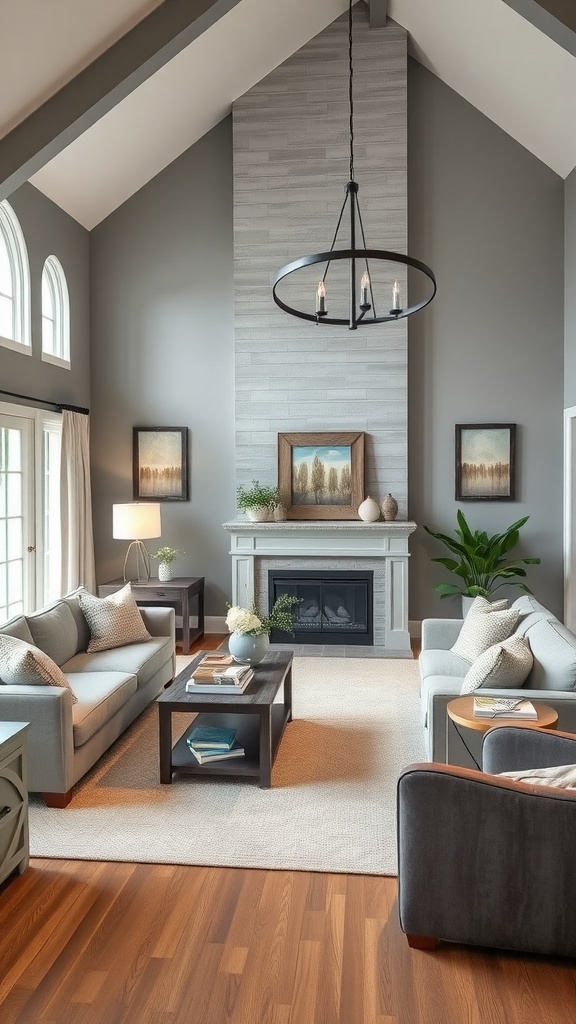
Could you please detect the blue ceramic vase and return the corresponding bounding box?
[228,631,270,665]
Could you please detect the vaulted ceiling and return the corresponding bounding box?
[1,0,575,229]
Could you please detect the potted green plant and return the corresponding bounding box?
[423,510,540,614]
[151,546,179,582]
[236,480,278,522]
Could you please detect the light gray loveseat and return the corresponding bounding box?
[0,587,175,805]
[420,594,576,766]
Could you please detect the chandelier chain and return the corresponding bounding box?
[271,0,437,327]
[349,0,354,182]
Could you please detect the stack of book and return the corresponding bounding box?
[185,653,254,694]
[473,696,538,719]
[186,725,245,764]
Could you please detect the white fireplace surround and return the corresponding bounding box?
[222,520,416,652]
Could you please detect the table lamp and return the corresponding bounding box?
[113,502,162,583]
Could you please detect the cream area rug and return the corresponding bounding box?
[28,657,425,876]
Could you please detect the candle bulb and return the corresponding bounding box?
[360,271,370,306]
[392,280,401,311]
[316,280,326,314]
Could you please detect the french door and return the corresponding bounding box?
[0,403,61,622]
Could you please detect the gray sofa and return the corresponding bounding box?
[420,594,576,765]
[0,587,175,805]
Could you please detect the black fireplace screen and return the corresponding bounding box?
[268,570,373,645]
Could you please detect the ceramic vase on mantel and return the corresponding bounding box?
[158,562,173,582]
[357,496,380,522]
[381,493,398,522]
[246,507,269,522]
[228,631,270,665]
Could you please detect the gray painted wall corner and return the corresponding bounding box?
[565,168,576,410]
[408,59,564,621]
[89,117,235,616]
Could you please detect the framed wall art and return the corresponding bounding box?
[278,431,364,520]
[133,426,189,501]
[455,423,516,501]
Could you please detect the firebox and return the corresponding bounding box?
[268,570,373,646]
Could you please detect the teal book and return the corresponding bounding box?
[187,725,237,750]
[187,742,245,765]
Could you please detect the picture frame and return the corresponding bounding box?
[455,423,516,501]
[278,431,365,520]
[133,426,189,501]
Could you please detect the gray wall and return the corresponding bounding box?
[408,59,565,620]
[233,9,409,512]
[88,56,566,624]
[0,183,90,409]
[565,167,576,409]
[89,117,235,615]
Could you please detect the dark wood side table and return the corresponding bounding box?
[97,576,204,654]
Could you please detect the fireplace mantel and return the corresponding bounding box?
[222,520,416,651]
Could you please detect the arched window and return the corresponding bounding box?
[0,201,31,352]
[41,255,70,366]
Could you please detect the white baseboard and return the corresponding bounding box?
[204,615,227,634]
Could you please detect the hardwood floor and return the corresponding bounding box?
[1,861,576,1024]
[1,635,575,1022]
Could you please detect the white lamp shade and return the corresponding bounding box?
[113,502,161,540]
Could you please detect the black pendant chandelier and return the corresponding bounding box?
[272,0,436,330]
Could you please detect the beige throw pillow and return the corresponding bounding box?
[451,607,519,663]
[466,596,509,614]
[460,635,533,693]
[0,634,77,703]
[79,583,150,653]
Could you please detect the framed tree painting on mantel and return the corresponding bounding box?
[455,423,516,501]
[278,431,364,520]
[133,426,189,501]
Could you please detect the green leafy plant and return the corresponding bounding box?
[226,594,301,636]
[236,480,279,511]
[423,510,541,599]
[151,546,179,564]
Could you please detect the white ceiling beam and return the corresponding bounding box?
[0,0,243,202]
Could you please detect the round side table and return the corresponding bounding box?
[445,695,558,768]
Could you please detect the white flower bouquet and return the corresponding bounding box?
[225,594,300,637]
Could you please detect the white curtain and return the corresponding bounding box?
[60,410,96,594]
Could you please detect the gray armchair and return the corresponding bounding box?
[397,726,576,958]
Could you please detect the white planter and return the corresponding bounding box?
[158,562,173,581]
[246,507,269,522]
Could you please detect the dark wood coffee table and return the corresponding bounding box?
[157,650,293,788]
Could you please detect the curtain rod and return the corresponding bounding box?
[0,388,89,415]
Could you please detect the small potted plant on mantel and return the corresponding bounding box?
[151,546,179,582]
[237,480,281,522]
